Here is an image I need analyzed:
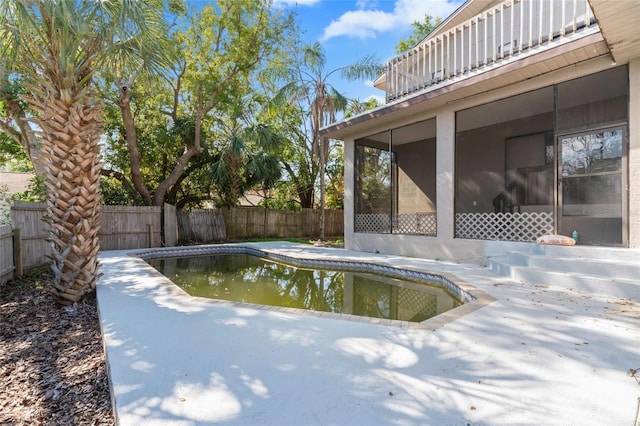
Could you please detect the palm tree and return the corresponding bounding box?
[345,97,383,118]
[0,0,167,304]
[210,123,284,207]
[271,42,383,239]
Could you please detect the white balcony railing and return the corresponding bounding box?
[385,0,598,102]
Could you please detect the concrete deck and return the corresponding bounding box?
[96,242,640,425]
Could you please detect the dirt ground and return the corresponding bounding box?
[0,269,114,425]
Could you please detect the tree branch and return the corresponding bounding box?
[116,72,152,204]
[100,168,137,196]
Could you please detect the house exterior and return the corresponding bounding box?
[320,0,640,264]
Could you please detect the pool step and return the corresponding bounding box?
[487,249,640,299]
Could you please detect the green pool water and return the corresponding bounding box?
[148,254,462,323]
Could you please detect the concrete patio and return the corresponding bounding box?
[96,242,640,425]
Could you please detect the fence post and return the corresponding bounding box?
[163,203,177,247]
[13,228,23,279]
[263,207,268,238]
[148,224,153,248]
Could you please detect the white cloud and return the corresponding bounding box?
[321,0,463,41]
[322,10,397,40]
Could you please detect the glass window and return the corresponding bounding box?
[561,129,623,217]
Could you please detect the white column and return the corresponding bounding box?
[436,108,456,241]
[343,138,356,249]
[628,59,640,248]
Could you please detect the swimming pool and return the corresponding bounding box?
[148,253,464,323]
[139,245,477,326]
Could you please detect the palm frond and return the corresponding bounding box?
[340,54,384,81]
[246,123,284,152]
[303,42,326,72]
[247,152,281,188]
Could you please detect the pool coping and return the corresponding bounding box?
[132,243,496,329]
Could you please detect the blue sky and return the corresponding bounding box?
[275,0,465,103]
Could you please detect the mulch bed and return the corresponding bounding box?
[0,269,114,425]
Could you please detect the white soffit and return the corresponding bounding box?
[589,0,640,63]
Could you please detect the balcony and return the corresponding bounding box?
[384,0,599,103]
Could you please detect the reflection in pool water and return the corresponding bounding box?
[148,254,463,323]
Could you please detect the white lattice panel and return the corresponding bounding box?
[356,213,436,235]
[355,214,391,233]
[455,212,554,242]
[393,213,437,235]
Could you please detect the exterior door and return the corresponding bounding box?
[558,127,627,246]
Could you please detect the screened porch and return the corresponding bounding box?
[354,119,437,236]
[455,66,628,245]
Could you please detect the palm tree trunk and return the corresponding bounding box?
[33,94,103,305]
[319,136,325,240]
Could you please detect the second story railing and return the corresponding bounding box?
[385,0,598,102]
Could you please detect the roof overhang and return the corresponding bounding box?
[588,0,640,64]
[321,32,609,141]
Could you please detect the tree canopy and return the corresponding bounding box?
[265,42,383,205]
[102,0,295,208]
[1,1,391,219]
[395,14,442,54]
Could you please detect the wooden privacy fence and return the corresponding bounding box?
[0,225,14,284]
[11,202,51,269]
[178,207,344,243]
[177,209,227,243]
[99,205,162,250]
[224,207,343,240]
[1,201,342,281]
[8,201,176,272]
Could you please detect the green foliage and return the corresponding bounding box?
[263,41,383,210]
[258,180,302,211]
[0,134,31,172]
[210,124,284,208]
[100,176,142,206]
[11,176,45,203]
[98,0,295,209]
[356,145,392,213]
[344,97,383,118]
[1,0,169,90]
[395,15,442,54]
